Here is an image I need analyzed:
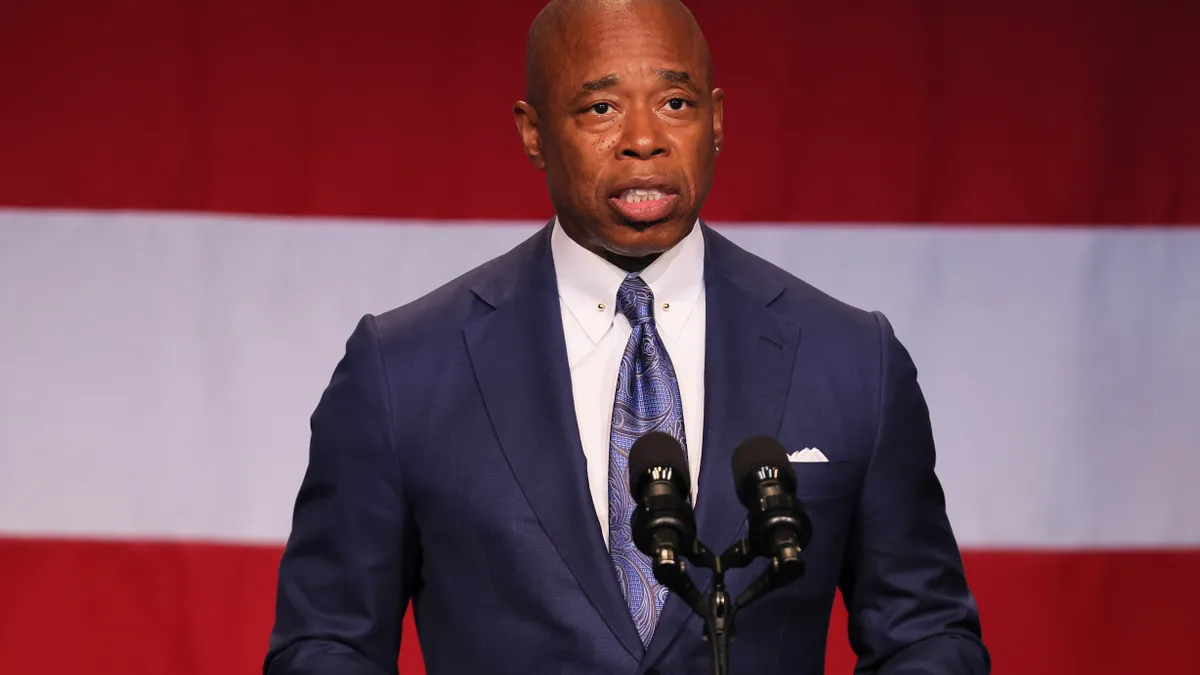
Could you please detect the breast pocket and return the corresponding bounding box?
[790,459,861,501]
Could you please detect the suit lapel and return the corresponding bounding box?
[463,226,645,660]
[642,224,802,667]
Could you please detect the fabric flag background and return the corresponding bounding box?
[2,1,1198,673]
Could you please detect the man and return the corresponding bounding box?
[264,0,990,673]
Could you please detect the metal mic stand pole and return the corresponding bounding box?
[689,540,757,675]
[704,567,732,675]
[691,540,807,675]
[659,540,806,675]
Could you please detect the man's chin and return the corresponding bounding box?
[600,218,691,258]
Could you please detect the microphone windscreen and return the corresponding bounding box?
[628,431,690,493]
[731,435,796,493]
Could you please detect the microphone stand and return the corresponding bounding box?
[653,540,805,675]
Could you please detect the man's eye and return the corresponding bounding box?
[666,98,689,111]
[589,102,612,115]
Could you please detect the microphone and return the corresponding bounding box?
[628,431,697,587]
[731,436,812,580]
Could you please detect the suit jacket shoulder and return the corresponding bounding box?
[703,223,888,356]
[370,224,551,355]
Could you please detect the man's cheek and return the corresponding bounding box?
[592,134,618,155]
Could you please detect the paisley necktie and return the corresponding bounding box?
[607,274,688,645]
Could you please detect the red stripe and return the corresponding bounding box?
[1,0,1195,223]
[1,537,1196,673]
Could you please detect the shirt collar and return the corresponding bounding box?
[550,217,705,344]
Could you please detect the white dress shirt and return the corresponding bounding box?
[550,218,706,547]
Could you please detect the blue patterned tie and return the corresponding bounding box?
[608,274,689,646]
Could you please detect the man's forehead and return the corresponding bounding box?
[525,0,710,105]
[549,21,705,87]
[557,5,697,56]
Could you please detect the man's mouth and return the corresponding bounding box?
[610,188,678,223]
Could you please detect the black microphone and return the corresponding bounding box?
[628,431,697,587]
[731,436,812,580]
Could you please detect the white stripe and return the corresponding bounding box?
[2,209,1198,546]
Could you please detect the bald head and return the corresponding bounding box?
[524,0,712,111]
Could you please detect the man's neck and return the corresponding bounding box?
[557,219,679,273]
[600,248,661,273]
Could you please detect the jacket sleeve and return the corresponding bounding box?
[838,311,991,674]
[263,315,420,675]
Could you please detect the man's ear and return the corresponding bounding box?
[711,88,725,157]
[513,101,546,170]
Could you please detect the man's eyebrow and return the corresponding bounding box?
[569,69,697,104]
[657,69,694,86]
[571,73,622,102]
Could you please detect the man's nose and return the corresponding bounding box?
[618,106,668,159]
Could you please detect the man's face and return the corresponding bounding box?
[515,4,724,264]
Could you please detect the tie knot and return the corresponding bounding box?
[616,275,655,325]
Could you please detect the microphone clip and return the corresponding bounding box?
[655,534,805,675]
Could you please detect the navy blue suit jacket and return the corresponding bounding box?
[264,222,989,674]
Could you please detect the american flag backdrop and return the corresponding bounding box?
[1,1,1199,673]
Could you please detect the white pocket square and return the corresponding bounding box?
[787,447,828,463]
